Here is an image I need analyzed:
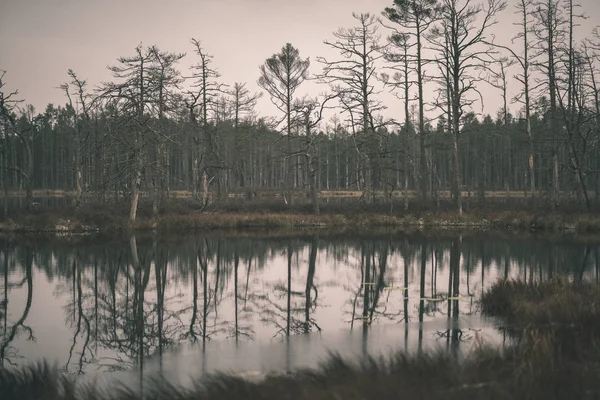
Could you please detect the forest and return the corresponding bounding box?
[1,0,599,223]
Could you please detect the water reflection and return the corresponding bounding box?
[0,232,598,377]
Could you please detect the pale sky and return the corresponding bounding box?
[1,0,599,126]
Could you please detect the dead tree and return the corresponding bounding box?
[427,0,507,214]
[482,56,516,195]
[382,0,440,202]
[555,0,590,208]
[100,45,156,225]
[506,0,536,196]
[60,69,94,207]
[317,13,387,204]
[0,72,33,208]
[582,38,599,203]
[380,33,416,209]
[148,46,185,214]
[531,0,565,207]
[188,39,225,205]
[292,93,337,213]
[556,49,592,209]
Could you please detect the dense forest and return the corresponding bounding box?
[1,0,599,222]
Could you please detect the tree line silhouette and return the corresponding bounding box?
[0,0,599,221]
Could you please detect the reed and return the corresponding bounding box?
[481,278,600,331]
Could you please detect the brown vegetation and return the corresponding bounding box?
[2,197,600,234]
[481,278,600,350]
[481,278,600,390]
[481,278,600,327]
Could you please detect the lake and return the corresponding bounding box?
[1,229,597,385]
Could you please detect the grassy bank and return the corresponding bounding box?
[3,279,600,399]
[481,278,600,356]
[2,198,600,234]
[481,278,600,329]
[480,278,600,395]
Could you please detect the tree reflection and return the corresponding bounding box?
[0,245,34,366]
[435,238,463,352]
[450,239,461,349]
[0,232,599,372]
[87,235,190,372]
[249,238,322,338]
[65,250,92,374]
[418,243,426,354]
[186,238,229,345]
[345,240,392,329]
[304,236,319,334]
[229,250,254,342]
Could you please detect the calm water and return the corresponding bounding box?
[0,230,598,383]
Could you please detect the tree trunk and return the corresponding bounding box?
[552,152,559,208]
[74,139,83,207]
[129,142,142,226]
[416,30,428,203]
[451,132,462,214]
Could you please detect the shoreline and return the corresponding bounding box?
[2,203,600,235]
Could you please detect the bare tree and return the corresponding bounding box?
[511,0,536,195]
[482,56,516,196]
[228,82,262,130]
[381,33,413,132]
[59,69,94,207]
[485,58,516,131]
[382,0,440,202]
[100,45,156,225]
[148,46,185,214]
[582,38,600,201]
[380,33,419,210]
[427,0,507,214]
[555,49,592,209]
[318,13,387,204]
[555,0,590,208]
[292,93,337,213]
[531,0,565,207]
[188,39,225,205]
[0,72,33,208]
[258,43,310,205]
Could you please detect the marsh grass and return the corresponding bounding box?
[480,278,600,393]
[481,278,600,333]
[3,345,600,400]
[4,197,600,234]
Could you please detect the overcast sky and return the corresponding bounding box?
[1,0,599,126]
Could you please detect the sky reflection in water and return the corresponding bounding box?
[0,231,597,381]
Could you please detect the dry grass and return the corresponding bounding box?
[481,278,600,368]
[481,278,600,329]
[3,345,600,400]
[2,198,600,234]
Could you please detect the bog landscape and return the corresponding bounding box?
[1,0,600,398]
